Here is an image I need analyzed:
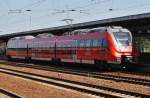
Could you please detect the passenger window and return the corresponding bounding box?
[75,41,77,47]
[102,39,108,47]
[50,44,53,48]
[58,44,61,47]
[86,40,91,47]
[39,43,45,48]
[62,44,64,47]
[93,39,98,47]
[98,40,102,47]
[73,41,77,47]
[45,42,49,48]
[36,43,38,48]
[80,40,85,47]
[33,43,36,48]
[67,44,70,48]
[72,41,74,47]
[70,42,73,47]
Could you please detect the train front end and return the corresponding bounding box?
[109,27,133,66]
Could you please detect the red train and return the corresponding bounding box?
[6,26,137,69]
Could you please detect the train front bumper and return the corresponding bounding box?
[121,55,133,63]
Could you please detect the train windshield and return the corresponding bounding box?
[113,32,131,47]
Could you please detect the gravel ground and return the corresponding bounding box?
[102,72,150,80]
[0,73,100,98]
[0,64,150,95]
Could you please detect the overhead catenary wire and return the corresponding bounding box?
[0,0,47,17]
[0,0,48,30]
[0,0,48,28]
[51,0,112,25]
[72,1,150,24]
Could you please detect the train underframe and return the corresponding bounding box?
[6,51,134,70]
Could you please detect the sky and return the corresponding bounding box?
[0,0,150,35]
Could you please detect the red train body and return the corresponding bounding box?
[6,26,137,68]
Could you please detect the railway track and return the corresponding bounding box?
[0,88,22,98]
[0,67,149,98]
[1,61,150,87]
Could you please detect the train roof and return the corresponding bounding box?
[62,26,129,36]
[36,33,55,38]
[64,29,89,36]
[10,35,35,40]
